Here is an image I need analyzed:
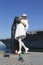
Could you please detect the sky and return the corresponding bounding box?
[0,0,43,39]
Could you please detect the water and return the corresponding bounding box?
[0,45,6,51]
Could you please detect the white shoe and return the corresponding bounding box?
[25,48,29,53]
[18,51,21,54]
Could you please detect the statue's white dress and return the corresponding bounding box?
[15,19,29,40]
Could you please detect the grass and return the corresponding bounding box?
[0,51,4,54]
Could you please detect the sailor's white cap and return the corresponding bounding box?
[21,13,27,17]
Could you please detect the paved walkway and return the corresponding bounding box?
[0,52,43,65]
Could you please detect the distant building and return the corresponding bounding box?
[0,23,43,53]
[11,22,43,53]
[0,30,43,53]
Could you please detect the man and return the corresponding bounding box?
[11,16,20,53]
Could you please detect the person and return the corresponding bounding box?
[11,16,20,53]
[15,13,29,54]
[12,16,20,36]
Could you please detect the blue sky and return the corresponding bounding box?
[0,0,43,39]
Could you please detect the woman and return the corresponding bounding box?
[15,13,29,54]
